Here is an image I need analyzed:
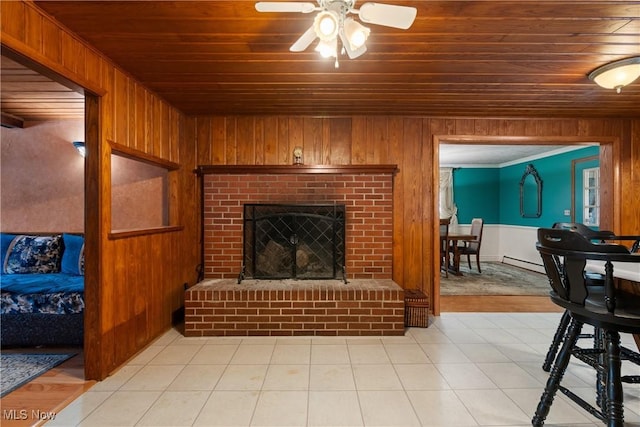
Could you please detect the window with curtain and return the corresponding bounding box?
[439,167,458,225]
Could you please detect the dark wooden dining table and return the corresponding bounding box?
[585,250,640,350]
[445,232,476,276]
[624,276,640,350]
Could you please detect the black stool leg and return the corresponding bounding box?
[543,311,571,372]
[604,329,624,427]
[595,327,605,409]
[533,317,583,426]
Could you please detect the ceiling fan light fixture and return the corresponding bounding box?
[588,57,640,93]
[255,0,417,65]
[343,18,369,49]
[314,10,339,41]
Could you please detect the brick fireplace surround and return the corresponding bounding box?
[185,165,408,336]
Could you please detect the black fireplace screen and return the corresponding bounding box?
[241,204,346,282]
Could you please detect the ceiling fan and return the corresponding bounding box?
[255,0,417,67]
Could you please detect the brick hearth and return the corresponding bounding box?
[184,279,405,336]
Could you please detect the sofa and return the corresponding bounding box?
[1,233,84,347]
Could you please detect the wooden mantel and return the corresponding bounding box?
[196,164,398,175]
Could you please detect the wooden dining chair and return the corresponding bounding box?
[439,218,450,277]
[453,218,484,273]
[552,222,616,242]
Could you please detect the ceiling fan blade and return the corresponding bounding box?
[255,2,317,13]
[357,2,417,29]
[290,26,317,52]
[339,31,367,59]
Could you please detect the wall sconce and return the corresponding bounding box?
[72,141,86,157]
[588,56,640,93]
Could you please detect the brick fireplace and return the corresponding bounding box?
[185,165,407,336]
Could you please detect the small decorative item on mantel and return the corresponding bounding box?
[293,146,303,165]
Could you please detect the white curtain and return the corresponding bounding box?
[439,167,458,225]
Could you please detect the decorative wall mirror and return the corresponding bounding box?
[520,163,543,218]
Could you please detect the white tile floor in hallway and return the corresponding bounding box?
[46,312,640,427]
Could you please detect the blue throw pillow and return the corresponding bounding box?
[1,233,18,274]
[62,233,85,275]
[5,235,63,274]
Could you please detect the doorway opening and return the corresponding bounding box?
[434,137,612,313]
[0,48,96,382]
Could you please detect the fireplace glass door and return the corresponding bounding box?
[243,204,346,280]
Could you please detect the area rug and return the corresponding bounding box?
[1,353,75,397]
[441,261,549,296]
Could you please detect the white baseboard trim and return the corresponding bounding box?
[480,255,502,262]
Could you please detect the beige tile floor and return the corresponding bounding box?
[46,312,640,426]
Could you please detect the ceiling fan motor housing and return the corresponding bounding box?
[319,0,356,12]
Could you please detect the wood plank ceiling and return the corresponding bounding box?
[21,1,640,118]
[1,56,84,125]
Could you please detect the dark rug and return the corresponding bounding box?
[441,261,549,296]
[0,353,75,397]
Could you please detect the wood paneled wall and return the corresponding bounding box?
[623,121,640,234]
[1,1,201,380]
[193,116,640,315]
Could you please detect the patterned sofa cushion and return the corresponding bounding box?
[4,235,63,274]
[61,233,85,275]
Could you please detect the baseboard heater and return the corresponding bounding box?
[502,256,542,267]
[502,256,544,273]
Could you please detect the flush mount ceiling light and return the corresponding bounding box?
[255,0,416,68]
[588,56,640,93]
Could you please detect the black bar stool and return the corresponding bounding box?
[541,222,616,371]
[534,228,640,427]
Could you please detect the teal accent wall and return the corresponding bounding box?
[452,146,599,226]
[453,168,500,224]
